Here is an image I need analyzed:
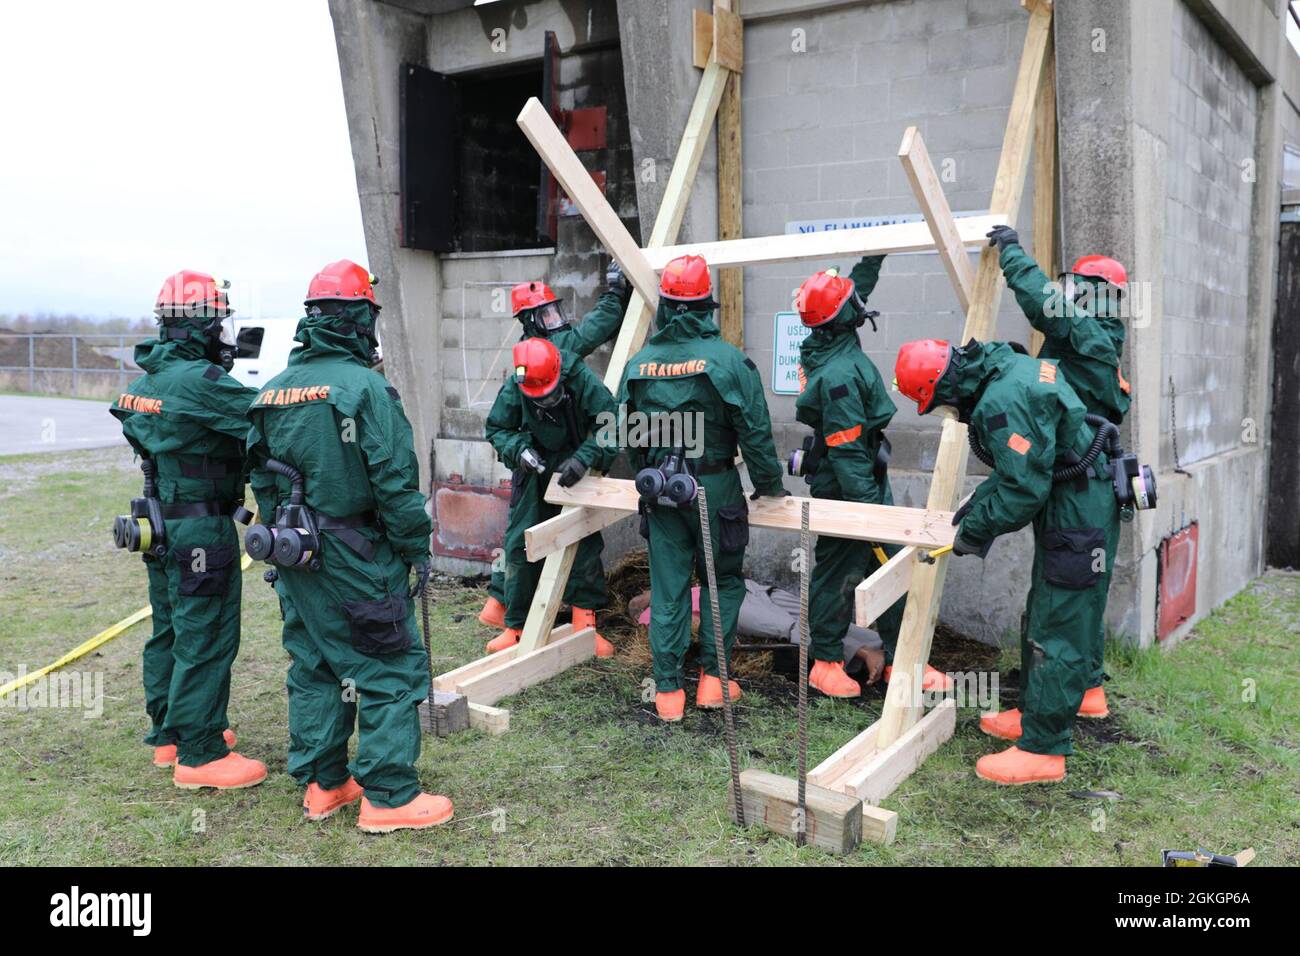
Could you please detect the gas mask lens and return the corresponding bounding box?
[534,302,569,331]
[219,316,236,347]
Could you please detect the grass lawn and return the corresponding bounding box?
[1,446,1296,866]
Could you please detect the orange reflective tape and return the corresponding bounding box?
[1117,366,1131,395]
[825,424,863,447]
[1007,433,1032,455]
[1038,361,1057,384]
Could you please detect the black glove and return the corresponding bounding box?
[952,501,973,526]
[556,456,588,488]
[520,446,547,475]
[606,259,628,297]
[409,562,432,599]
[751,486,791,501]
[986,225,1020,254]
[952,533,990,558]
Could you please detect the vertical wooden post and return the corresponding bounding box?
[1030,24,1059,357]
[717,0,745,348]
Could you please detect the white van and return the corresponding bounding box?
[229,318,300,389]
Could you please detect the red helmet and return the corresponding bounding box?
[795,270,855,327]
[659,254,712,301]
[1070,255,1127,291]
[512,337,562,399]
[305,259,379,306]
[894,338,953,415]
[511,281,558,316]
[155,270,231,318]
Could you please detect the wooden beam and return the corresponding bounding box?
[807,721,881,794]
[876,0,1053,750]
[525,505,630,562]
[717,1,744,347]
[839,699,956,805]
[642,214,1005,271]
[515,62,730,655]
[853,546,915,629]
[1030,27,1058,357]
[433,624,572,694]
[418,690,469,736]
[898,127,975,311]
[692,9,713,68]
[738,768,864,855]
[543,475,957,551]
[711,3,744,74]
[468,702,510,736]
[861,805,899,846]
[517,97,661,307]
[454,628,596,707]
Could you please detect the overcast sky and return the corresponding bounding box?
[0,0,365,321]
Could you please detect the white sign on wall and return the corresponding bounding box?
[784,210,989,251]
[771,311,810,395]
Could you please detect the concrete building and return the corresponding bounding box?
[329,0,1300,648]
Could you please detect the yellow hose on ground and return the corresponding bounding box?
[1,534,257,699]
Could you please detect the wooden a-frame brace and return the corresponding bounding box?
[433,0,1057,853]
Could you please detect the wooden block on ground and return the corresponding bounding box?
[419,691,470,737]
[841,698,957,805]
[739,768,864,856]
[862,805,899,846]
[455,627,596,707]
[468,702,510,735]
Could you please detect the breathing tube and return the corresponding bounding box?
[968,413,1121,483]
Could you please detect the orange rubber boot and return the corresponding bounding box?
[153,728,237,768]
[173,752,268,790]
[478,596,506,629]
[572,608,614,658]
[695,670,742,709]
[303,777,364,821]
[1077,686,1109,718]
[883,664,954,692]
[357,793,454,834]
[975,746,1065,785]
[808,660,861,698]
[655,689,686,722]
[486,627,521,654]
[979,708,1023,741]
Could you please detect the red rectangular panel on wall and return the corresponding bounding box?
[1157,522,1198,641]
[432,480,511,563]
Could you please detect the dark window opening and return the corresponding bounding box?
[401,61,548,254]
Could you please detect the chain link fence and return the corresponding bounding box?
[0,333,151,399]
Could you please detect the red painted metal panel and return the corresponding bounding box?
[432,480,511,562]
[563,106,607,150]
[1157,522,1198,641]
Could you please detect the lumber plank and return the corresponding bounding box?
[1030,28,1058,357]
[717,0,744,347]
[898,127,975,311]
[876,1,1053,749]
[861,805,899,846]
[525,505,630,562]
[432,623,573,694]
[854,546,915,629]
[840,699,956,805]
[543,475,956,551]
[517,97,660,306]
[738,768,863,856]
[455,628,596,707]
[692,9,712,69]
[711,3,744,73]
[468,701,511,735]
[515,62,728,654]
[807,721,882,794]
[641,214,1005,271]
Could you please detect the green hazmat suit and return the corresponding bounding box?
[794,256,904,665]
[245,303,432,808]
[485,349,619,629]
[937,341,1119,756]
[487,287,629,606]
[109,330,256,767]
[617,302,785,692]
[999,242,1129,689]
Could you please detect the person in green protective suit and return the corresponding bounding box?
[988,225,1132,717]
[617,254,786,722]
[479,260,632,630]
[109,270,266,790]
[895,337,1120,785]
[245,260,452,833]
[790,256,953,700]
[483,336,620,657]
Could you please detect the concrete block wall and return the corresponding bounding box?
[1163,1,1260,468]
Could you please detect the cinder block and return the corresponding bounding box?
[756,166,821,204]
[854,37,931,84]
[819,160,890,202]
[928,22,1007,72]
[419,691,470,737]
[889,72,964,121]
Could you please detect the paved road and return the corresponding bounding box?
[0,395,126,455]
